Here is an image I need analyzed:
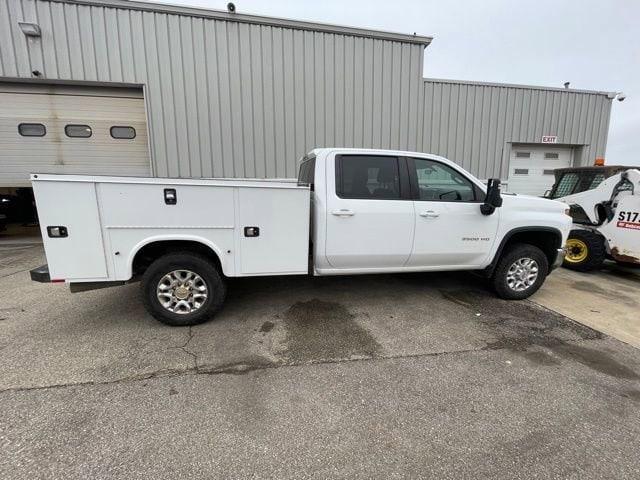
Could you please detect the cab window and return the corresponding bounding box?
[411,158,477,202]
[336,155,401,199]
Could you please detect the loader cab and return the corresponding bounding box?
[545,165,639,200]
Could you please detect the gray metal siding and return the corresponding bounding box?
[421,79,613,179]
[0,0,613,184]
[1,0,425,178]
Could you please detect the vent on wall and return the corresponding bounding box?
[515,152,531,158]
[543,169,555,175]
[514,168,529,175]
[545,152,559,159]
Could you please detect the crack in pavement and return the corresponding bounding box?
[178,326,198,369]
[0,337,602,395]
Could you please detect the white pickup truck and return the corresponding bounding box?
[30,148,571,326]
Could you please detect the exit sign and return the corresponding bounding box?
[542,135,558,144]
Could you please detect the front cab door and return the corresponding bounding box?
[324,154,415,269]
[406,157,499,268]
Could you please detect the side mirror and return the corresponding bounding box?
[481,178,503,215]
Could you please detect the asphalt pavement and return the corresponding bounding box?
[1,240,639,479]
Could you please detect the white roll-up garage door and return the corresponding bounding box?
[507,145,573,196]
[0,83,151,187]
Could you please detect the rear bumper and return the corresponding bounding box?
[550,247,566,271]
[30,264,51,283]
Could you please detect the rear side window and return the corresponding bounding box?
[18,123,46,137]
[336,155,400,199]
[65,124,92,138]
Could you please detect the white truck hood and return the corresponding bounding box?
[501,192,568,213]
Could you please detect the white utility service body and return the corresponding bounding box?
[31,148,571,326]
[32,176,310,282]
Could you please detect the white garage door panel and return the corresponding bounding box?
[0,86,150,187]
[507,146,572,196]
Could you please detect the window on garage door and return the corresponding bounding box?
[110,126,136,139]
[18,123,46,137]
[65,124,92,138]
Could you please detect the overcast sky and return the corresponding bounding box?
[147,0,639,165]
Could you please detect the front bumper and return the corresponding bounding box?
[30,264,51,283]
[551,247,566,271]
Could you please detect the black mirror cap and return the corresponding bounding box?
[480,203,496,215]
[481,178,503,215]
[488,178,503,205]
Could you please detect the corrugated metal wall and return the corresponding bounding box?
[0,0,613,182]
[421,79,612,179]
[0,0,426,178]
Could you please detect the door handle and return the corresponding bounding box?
[331,209,355,217]
[419,210,440,218]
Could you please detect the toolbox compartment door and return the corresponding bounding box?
[237,186,310,275]
[33,181,108,280]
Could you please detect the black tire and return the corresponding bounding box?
[562,229,606,272]
[492,243,549,300]
[141,252,226,326]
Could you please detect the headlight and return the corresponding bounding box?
[1,198,9,203]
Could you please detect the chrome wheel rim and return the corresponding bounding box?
[156,270,208,314]
[506,258,539,292]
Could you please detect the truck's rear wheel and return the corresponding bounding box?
[563,229,605,272]
[492,243,548,300]
[141,252,226,326]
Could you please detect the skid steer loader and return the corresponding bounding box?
[548,166,640,271]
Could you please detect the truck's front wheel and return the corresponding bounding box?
[492,243,548,300]
[141,252,226,326]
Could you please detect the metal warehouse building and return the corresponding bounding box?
[0,0,614,195]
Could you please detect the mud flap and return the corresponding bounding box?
[30,264,51,282]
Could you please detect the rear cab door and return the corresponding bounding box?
[322,151,415,270]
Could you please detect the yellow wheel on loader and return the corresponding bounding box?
[563,229,606,272]
[565,238,588,264]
